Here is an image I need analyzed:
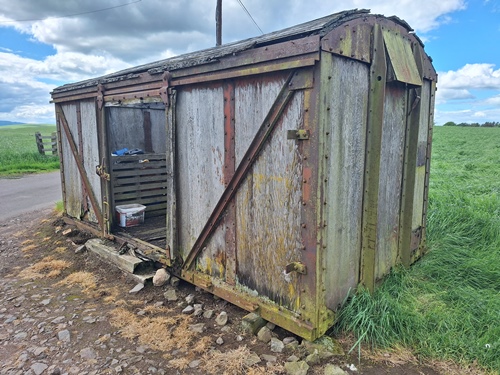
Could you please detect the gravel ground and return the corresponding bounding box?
[0,209,461,375]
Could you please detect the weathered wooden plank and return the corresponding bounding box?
[114,190,166,201]
[113,175,168,185]
[115,195,166,205]
[322,54,369,310]
[375,83,406,279]
[113,181,166,193]
[81,100,102,223]
[111,160,166,171]
[235,87,305,312]
[176,84,226,264]
[86,238,143,274]
[112,167,168,178]
[412,80,431,229]
[59,103,83,219]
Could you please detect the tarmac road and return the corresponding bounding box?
[0,171,62,221]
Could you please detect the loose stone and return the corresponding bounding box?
[215,311,228,326]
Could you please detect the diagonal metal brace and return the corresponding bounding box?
[182,69,304,270]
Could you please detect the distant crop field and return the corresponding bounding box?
[0,124,60,176]
[335,126,500,372]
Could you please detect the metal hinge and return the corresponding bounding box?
[287,129,310,140]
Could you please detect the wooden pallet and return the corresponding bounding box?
[111,153,167,218]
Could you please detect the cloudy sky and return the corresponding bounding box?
[0,0,499,125]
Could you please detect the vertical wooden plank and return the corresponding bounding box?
[76,102,89,214]
[166,90,177,260]
[175,85,226,269]
[375,83,406,278]
[143,111,153,153]
[81,100,103,223]
[223,81,237,285]
[235,88,305,312]
[59,103,83,218]
[359,24,387,292]
[322,54,369,309]
[96,96,112,235]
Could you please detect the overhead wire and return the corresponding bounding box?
[235,0,264,34]
[0,0,142,23]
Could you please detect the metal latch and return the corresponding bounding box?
[287,129,310,140]
[285,262,307,275]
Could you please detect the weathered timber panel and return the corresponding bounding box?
[107,107,166,154]
[234,74,288,166]
[235,89,305,312]
[375,83,407,279]
[412,80,431,230]
[322,55,369,310]
[60,103,83,218]
[176,85,227,272]
[81,100,102,223]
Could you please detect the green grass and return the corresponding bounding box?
[334,127,500,372]
[0,124,60,176]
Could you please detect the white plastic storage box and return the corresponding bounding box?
[115,204,146,227]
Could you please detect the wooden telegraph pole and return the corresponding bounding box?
[216,0,222,46]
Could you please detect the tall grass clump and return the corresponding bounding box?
[0,124,59,176]
[334,127,500,371]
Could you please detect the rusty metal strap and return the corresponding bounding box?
[182,69,304,270]
[56,104,104,227]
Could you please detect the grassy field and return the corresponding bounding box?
[334,126,500,372]
[0,124,60,176]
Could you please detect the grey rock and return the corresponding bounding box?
[215,311,228,326]
[241,312,267,334]
[51,316,65,324]
[236,335,244,341]
[301,336,344,358]
[182,305,194,314]
[193,304,203,317]
[40,299,51,306]
[136,345,148,353]
[185,294,195,304]
[129,283,144,294]
[57,329,70,343]
[261,354,277,363]
[221,325,231,333]
[324,364,348,375]
[284,361,309,375]
[189,323,206,333]
[188,360,200,368]
[270,337,285,353]
[163,289,178,302]
[305,349,320,365]
[216,337,224,345]
[266,322,276,330]
[287,355,300,362]
[114,365,123,373]
[31,363,48,375]
[203,309,214,319]
[283,337,299,345]
[80,347,97,360]
[153,269,170,287]
[14,332,27,340]
[257,326,272,343]
[170,277,180,287]
[33,347,47,356]
[243,352,261,367]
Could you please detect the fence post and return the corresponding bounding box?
[35,132,45,155]
[51,132,58,155]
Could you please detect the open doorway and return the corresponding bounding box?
[106,101,167,249]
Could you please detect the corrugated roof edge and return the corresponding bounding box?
[52,9,371,94]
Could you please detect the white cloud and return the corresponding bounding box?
[439,64,500,90]
[0,0,472,123]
